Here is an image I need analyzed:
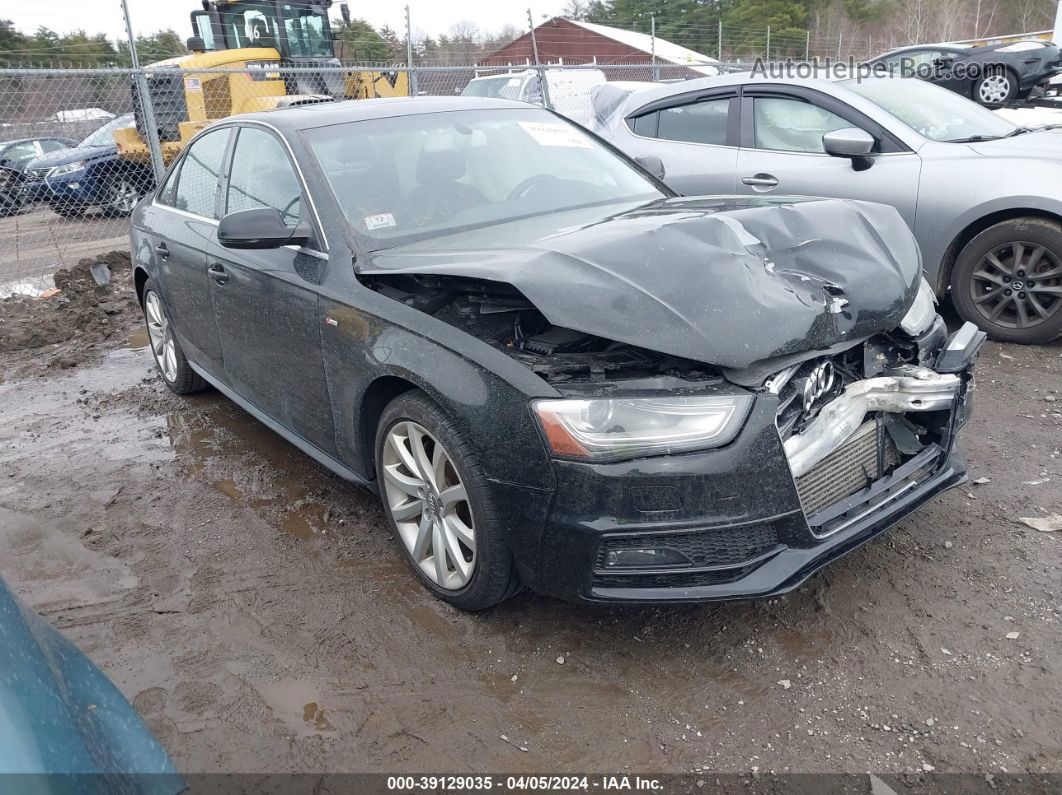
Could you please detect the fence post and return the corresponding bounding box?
[805,30,810,61]
[837,31,843,60]
[651,14,659,81]
[717,20,723,62]
[404,5,417,97]
[120,0,165,185]
[527,8,551,111]
[765,25,771,61]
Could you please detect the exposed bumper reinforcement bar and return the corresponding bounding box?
[784,366,961,478]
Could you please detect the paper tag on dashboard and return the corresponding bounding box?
[518,121,592,148]
[364,213,396,230]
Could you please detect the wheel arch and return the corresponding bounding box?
[134,265,150,306]
[357,374,421,481]
[935,208,1062,295]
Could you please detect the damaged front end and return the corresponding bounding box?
[763,313,983,541]
[356,195,985,602]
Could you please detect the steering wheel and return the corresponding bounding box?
[506,174,560,201]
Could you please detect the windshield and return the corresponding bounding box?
[462,76,524,99]
[281,3,332,58]
[844,77,1016,142]
[220,2,331,57]
[305,108,663,249]
[80,115,133,148]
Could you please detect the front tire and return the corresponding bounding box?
[375,391,521,611]
[974,66,1018,107]
[141,279,207,394]
[102,173,143,218]
[951,218,1062,344]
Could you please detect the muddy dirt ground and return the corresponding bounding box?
[0,270,1060,780]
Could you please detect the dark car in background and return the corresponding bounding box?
[0,136,78,215]
[131,97,983,610]
[0,574,184,792]
[22,114,154,218]
[869,40,1062,107]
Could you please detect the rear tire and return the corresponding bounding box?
[102,173,143,218]
[141,279,207,395]
[951,218,1062,344]
[375,391,522,611]
[974,66,1018,107]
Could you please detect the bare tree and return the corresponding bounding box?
[562,0,590,20]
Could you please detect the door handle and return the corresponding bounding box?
[207,264,229,285]
[155,242,169,259]
[741,174,779,188]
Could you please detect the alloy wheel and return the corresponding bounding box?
[978,74,1011,105]
[969,241,1062,329]
[381,420,476,590]
[110,177,139,214]
[144,290,178,382]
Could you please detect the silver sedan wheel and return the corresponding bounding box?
[144,291,177,383]
[381,420,476,590]
[978,73,1011,105]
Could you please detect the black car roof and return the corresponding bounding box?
[234,96,538,133]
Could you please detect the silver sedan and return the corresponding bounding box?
[591,73,1062,343]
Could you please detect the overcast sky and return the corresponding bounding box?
[0,0,568,42]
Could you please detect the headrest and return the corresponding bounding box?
[416,147,466,185]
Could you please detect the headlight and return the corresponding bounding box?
[533,395,753,462]
[50,160,87,178]
[899,277,937,336]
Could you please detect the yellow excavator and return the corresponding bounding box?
[115,0,408,163]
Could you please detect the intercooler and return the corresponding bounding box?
[794,418,898,517]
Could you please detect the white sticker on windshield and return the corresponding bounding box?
[364,213,396,230]
[518,121,592,148]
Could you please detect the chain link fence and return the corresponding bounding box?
[0,52,866,291]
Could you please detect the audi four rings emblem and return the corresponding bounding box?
[802,361,835,411]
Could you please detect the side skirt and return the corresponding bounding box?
[188,362,376,493]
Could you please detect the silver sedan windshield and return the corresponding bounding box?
[844,77,1017,142]
[304,108,662,247]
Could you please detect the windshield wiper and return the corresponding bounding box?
[1002,126,1034,137]
[944,134,1004,143]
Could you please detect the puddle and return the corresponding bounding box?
[255,680,335,736]
[126,327,151,350]
[302,702,333,731]
[167,402,333,541]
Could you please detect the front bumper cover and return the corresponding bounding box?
[510,322,984,604]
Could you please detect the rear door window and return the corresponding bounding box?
[656,98,731,146]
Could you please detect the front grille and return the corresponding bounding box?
[795,419,900,516]
[595,523,780,569]
[24,167,50,184]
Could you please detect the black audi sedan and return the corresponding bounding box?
[131,96,985,610]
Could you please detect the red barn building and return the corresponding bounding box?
[482,17,719,79]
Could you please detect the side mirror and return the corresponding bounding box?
[218,208,311,250]
[186,36,207,53]
[635,154,666,180]
[823,127,875,171]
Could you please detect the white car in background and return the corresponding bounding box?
[462,68,607,127]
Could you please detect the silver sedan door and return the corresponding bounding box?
[734,87,922,228]
[616,89,740,196]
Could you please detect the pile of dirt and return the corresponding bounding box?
[0,251,138,356]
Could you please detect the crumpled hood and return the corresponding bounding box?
[361,196,921,370]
